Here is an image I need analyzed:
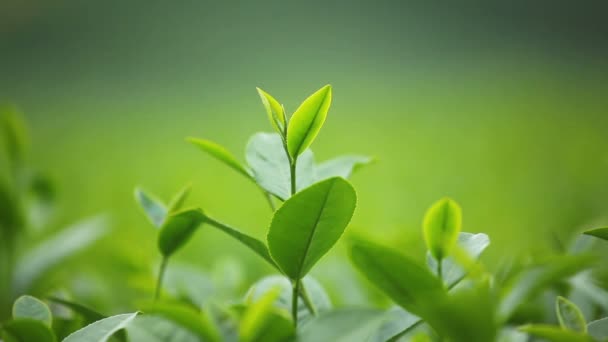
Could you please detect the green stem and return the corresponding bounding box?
[298,280,317,316]
[289,161,296,196]
[437,259,443,283]
[292,280,300,328]
[154,257,168,301]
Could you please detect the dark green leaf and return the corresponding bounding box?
[268,177,357,280]
[519,324,593,342]
[556,296,587,333]
[158,209,205,257]
[297,309,386,342]
[286,85,332,158]
[12,295,52,327]
[315,155,372,181]
[187,138,252,179]
[134,187,167,228]
[584,227,608,241]
[256,87,286,134]
[142,302,220,342]
[587,317,608,341]
[240,287,294,342]
[46,296,105,325]
[167,184,192,214]
[1,318,56,342]
[423,198,462,261]
[349,239,447,318]
[63,312,138,342]
[245,132,314,200]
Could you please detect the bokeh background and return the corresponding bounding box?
[2,1,608,312]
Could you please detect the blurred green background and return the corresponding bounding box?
[2,1,608,311]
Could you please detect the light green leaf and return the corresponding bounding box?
[587,317,608,341]
[556,296,587,333]
[142,302,220,342]
[158,209,205,257]
[427,232,490,287]
[12,295,52,327]
[268,177,357,280]
[584,227,608,241]
[127,315,198,342]
[498,254,597,321]
[349,239,447,318]
[240,287,294,342]
[286,84,332,158]
[1,318,56,342]
[134,187,167,228]
[423,197,462,261]
[1,104,29,166]
[14,215,108,293]
[368,307,420,342]
[163,264,215,308]
[187,138,253,179]
[297,309,386,342]
[519,324,593,342]
[63,312,138,342]
[256,87,286,134]
[47,296,105,325]
[167,184,192,214]
[244,275,332,326]
[315,155,372,181]
[245,132,314,200]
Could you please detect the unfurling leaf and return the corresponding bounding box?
[167,184,192,213]
[286,85,332,158]
[423,198,462,261]
[12,295,52,327]
[134,187,168,228]
[256,87,286,134]
[240,287,294,342]
[158,209,205,257]
[267,177,356,281]
[187,138,253,179]
[556,296,587,333]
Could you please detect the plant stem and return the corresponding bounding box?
[289,161,296,196]
[292,280,300,328]
[154,257,168,301]
[298,280,317,315]
[437,259,443,283]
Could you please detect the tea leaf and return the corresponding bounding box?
[127,315,198,342]
[47,296,105,325]
[297,309,386,342]
[187,138,253,179]
[349,239,447,318]
[267,177,356,281]
[240,287,294,342]
[423,198,462,262]
[286,85,332,158]
[167,184,192,214]
[142,302,220,342]
[583,227,608,241]
[1,319,56,342]
[63,312,138,342]
[315,155,372,181]
[556,296,587,333]
[368,307,420,342]
[427,232,490,287]
[134,187,167,228]
[158,209,205,257]
[256,87,286,134]
[587,317,608,341]
[13,295,52,327]
[245,132,314,200]
[1,104,29,166]
[14,215,108,292]
[519,324,593,342]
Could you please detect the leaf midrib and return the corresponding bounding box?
[290,89,328,156]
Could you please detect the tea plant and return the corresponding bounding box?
[2,88,608,342]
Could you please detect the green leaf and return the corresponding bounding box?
[368,307,420,342]
[63,312,138,342]
[297,309,386,342]
[163,264,215,308]
[187,138,252,179]
[584,227,608,241]
[315,155,372,181]
[1,318,56,342]
[286,84,332,158]
[256,87,286,134]
[519,324,593,342]
[127,315,198,342]
[134,187,168,228]
[167,184,192,214]
[427,232,490,287]
[268,177,357,280]
[587,317,608,341]
[13,215,108,292]
[46,297,105,325]
[142,302,220,342]
[1,104,29,166]
[349,239,447,318]
[244,275,332,326]
[498,254,597,321]
[245,132,314,200]
[158,209,205,257]
[556,296,587,333]
[0,180,25,237]
[12,295,52,327]
[240,287,294,342]
[423,197,462,261]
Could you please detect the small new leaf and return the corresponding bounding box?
[556,296,587,333]
[187,138,253,179]
[134,187,168,228]
[423,198,462,261]
[158,209,206,257]
[257,87,286,135]
[167,183,192,213]
[286,85,332,158]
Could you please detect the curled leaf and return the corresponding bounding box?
[423,198,462,261]
[286,85,332,158]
